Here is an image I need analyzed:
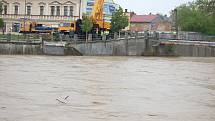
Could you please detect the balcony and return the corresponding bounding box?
[1,14,80,22]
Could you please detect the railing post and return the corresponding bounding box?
[7,33,11,42]
[144,30,150,54]
[114,32,118,40]
[102,35,106,41]
[135,31,138,40]
[74,34,78,44]
[125,31,128,56]
[88,34,93,42]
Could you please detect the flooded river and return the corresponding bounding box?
[0,56,215,121]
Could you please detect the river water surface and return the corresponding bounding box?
[0,56,215,121]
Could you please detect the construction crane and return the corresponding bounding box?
[91,0,111,30]
[59,0,111,35]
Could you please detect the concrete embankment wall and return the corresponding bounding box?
[157,44,215,57]
[72,38,215,57]
[71,38,157,56]
[0,43,43,55]
[42,45,82,56]
[1,40,215,57]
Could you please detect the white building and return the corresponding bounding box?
[1,0,82,33]
[1,0,118,33]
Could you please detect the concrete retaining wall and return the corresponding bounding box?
[0,43,42,55]
[1,39,215,57]
[157,44,215,57]
[42,45,82,56]
[43,45,65,56]
[71,38,153,56]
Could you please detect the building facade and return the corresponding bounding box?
[1,0,118,33]
[1,0,82,33]
[129,13,172,32]
[1,0,81,16]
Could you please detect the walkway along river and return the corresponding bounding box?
[0,56,215,121]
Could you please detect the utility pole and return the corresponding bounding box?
[174,8,178,38]
[79,0,82,19]
[24,0,26,33]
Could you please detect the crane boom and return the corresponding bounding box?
[58,0,111,35]
[91,0,111,30]
[92,0,104,22]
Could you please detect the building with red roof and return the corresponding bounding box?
[126,13,172,32]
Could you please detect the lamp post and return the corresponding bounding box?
[24,0,26,33]
[174,8,178,38]
[79,0,81,19]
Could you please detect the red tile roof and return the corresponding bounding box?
[131,15,158,23]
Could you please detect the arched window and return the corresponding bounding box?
[38,2,46,16]
[63,1,76,16]
[26,2,32,15]
[2,1,9,15]
[3,5,8,14]
[13,2,20,15]
[49,1,61,16]
[39,6,44,15]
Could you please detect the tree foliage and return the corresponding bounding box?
[176,0,215,35]
[0,1,3,14]
[0,18,4,28]
[196,0,215,15]
[111,7,129,33]
[0,18,4,34]
[81,14,93,33]
[81,14,93,42]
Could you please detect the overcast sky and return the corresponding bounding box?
[114,0,194,15]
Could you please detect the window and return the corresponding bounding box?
[14,5,19,15]
[71,23,74,27]
[27,6,31,15]
[4,5,7,15]
[69,6,73,16]
[50,6,55,16]
[63,23,70,27]
[56,6,60,16]
[40,6,44,15]
[12,23,20,32]
[64,6,68,16]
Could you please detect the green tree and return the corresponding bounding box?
[175,0,215,35]
[196,0,215,15]
[0,1,3,14]
[0,18,4,34]
[81,14,93,42]
[111,7,129,33]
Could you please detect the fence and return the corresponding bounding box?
[1,31,213,44]
[0,31,158,44]
[159,32,215,41]
[0,34,42,43]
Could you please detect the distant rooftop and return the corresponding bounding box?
[130,14,158,23]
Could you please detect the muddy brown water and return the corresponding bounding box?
[0,56,215,121]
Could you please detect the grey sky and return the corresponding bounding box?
[114,0,194,15]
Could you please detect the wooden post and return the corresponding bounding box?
[125,31,128,56]
[88,34,92,42]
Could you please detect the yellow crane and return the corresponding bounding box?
[91,0,111,30]
[59,0,111,34]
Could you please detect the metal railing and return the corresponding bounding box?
[0,34,42,44]
[159,32,215,42]
[1,14,79,21]
[3,31,213,45]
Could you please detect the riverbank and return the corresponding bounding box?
[1,39,215,57]
[1,56,215,121]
